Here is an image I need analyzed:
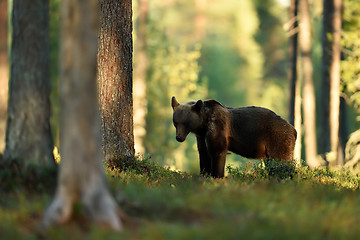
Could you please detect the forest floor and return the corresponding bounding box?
[1,158,360,239]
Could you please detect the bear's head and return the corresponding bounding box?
[171,96,203,142]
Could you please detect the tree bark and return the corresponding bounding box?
[42,0,121,231]
[320,0,342,166]
[4,0,54,166]
[0,0,8,153]
[299,0,320,168]
[134,0,148,154]
[98,0,134,164]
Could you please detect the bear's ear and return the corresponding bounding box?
[192,100,203,112]
[171,96,180,110]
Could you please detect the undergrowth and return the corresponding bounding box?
[2,156,360,239]
[0,155,58,193]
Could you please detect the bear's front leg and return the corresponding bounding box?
[205,136,228,178]
[210,151,227,178]
[196,136,212,176]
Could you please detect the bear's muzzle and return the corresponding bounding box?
[176,135,185,142]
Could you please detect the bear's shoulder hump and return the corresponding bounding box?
[204,99,224,108]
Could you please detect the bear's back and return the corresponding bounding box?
[201,100,296,142]
[228,106,291,132]
[227,106,296,158]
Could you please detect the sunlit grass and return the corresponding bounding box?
[1,157,360,239]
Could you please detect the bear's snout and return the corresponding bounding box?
[176,135,185,142]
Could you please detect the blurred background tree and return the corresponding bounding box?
[133,0,149,154]
[299,0,320,168]
[320,0,343,166]
[0,0,8,153]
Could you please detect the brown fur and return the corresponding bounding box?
[171,96,297,178]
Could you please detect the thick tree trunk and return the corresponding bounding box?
[320,0,342,166]
[98,0,134,164]
[4,0,54,166]
[42,0,121,231]
[0,0,8,153]
[134,0,148,154]
[299,0,320,168]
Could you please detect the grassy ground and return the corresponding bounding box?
[1,158,360,239]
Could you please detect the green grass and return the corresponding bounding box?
[1,158,360,239]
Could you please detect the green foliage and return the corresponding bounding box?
[144,14,207,171]
[0,154,58,193]
[253,0,289,117]
[105,155,189,184]
[341,0,360,167]
[227,159,296,181]
[342,0,360,114]
[199,0,264,107]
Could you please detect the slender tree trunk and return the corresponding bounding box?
[294,58,302,163]
[287,0,301,164]
[320,1,331,156]
[98,0,134,164]
[299,0,320,168]
[288,0,299,126]
[42,0,121,231]
[4,0,54,166]
[134,0,148,154]
[329,0,342,165]
[0,0,8,153]
[338,96,347,165]
[320,0,342,166]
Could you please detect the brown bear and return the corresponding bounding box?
[171,96,297,178]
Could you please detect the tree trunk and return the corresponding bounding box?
[288,0,298,126]
[98,0,134,164]
[0,0,8,153]
[338,96,347,165]
[134,0,148,154]
[299,0,320,168]
[42,0,122,231]
[287,0,301,165]
[4,0,54,166]
[320,0,342,166]
[294,57,302,163]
